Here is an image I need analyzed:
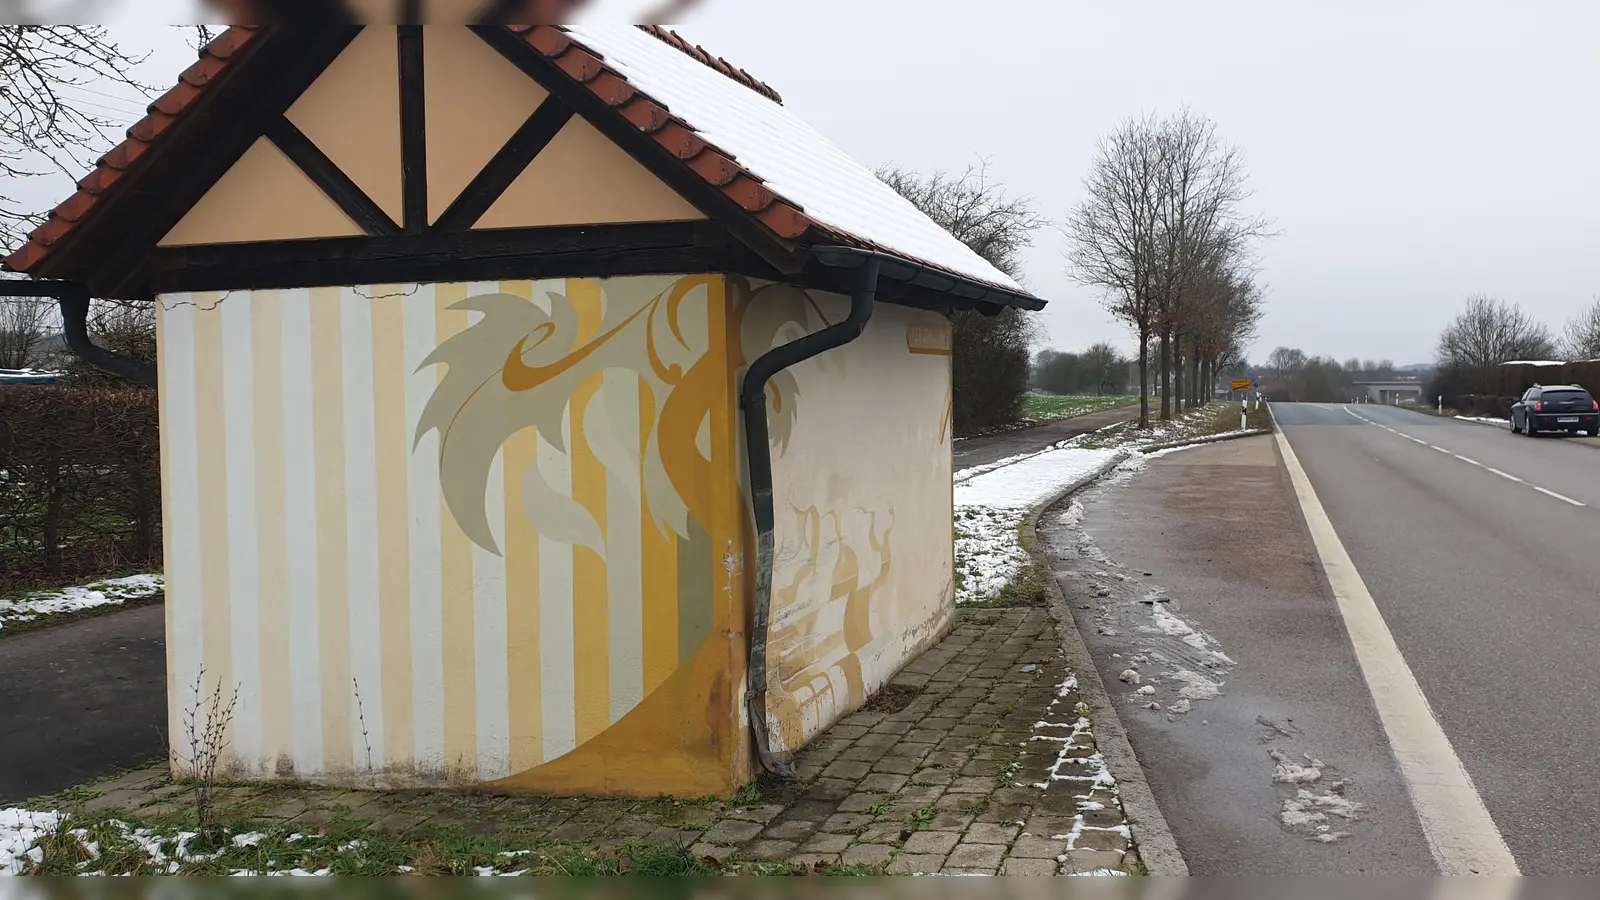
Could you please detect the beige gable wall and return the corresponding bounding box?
[424,26,550,223]
[160,137,363,247]
[286,26,404,224]
[476,116,704,231]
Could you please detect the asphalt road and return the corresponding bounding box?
[954,403,1138,470]
[0,605,167,804]
[1274,403,1600,874]
[1044,436,1435,874]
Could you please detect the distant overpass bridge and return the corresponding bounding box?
[1352,380,1424,405]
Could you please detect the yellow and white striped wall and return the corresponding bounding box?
[156,274,751,795]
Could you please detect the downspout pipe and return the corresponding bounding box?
[1,280,157,387]
[740,250,880,776]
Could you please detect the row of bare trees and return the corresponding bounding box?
[1064,110,1267,426]
[1430,293,1600,399]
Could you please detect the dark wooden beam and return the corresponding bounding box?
[84,26,362,299]
[398,25,428,232]
[150,220,739,293]
[469,25,809,278]
[75,25,360,294]
[264,116,401,236]
[432,100,574,232]
[399,0,423,24]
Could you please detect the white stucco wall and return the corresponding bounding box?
[754,288,955,755]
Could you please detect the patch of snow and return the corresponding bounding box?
[2,809,63,875]
[952,448,1120,604]
[1281,788,1363,838]
[1165,668,1223,701]
[955,448,1120,510]
[1270,750,1323,785]
[0,574,164,631]
[231,832,266,848]
[1117,669,1140,685]
[1134,685,1155,696]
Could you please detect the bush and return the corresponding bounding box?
[951,308,1033,436]
[0,385,160,590]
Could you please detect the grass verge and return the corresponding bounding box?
[1022,394,1137,422]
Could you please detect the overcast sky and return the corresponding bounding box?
[14,0,1600,364]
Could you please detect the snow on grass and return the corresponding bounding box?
[0,811,551,877]
[954,448,1119,604]
[0,574,163,631]
[2,809,62,875]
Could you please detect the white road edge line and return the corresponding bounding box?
[1274,426,1519,875]
[1346,407,1583,511]
[1533,486,1586,507]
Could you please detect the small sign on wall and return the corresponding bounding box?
[907,322,953,355]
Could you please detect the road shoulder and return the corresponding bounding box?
[1037,436,1437,874]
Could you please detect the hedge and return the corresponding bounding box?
[0,385,161,590]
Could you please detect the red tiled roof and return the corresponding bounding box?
[6,24,1034,303]
[512,24,818,243]
[636,25,783,104]
[2,27,261,275]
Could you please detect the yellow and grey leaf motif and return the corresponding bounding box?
[414,276,825,558]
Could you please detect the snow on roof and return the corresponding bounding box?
[562,25,1025,294]
[1500,360,1567,366]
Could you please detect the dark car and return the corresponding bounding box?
[1511,385,1600,436]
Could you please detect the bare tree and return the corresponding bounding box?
[1562,297,1600,361]
[1436,294,1557,375]
[1067,110,1267,425]
[1187,255,1263,404]
[0,24,152,249]
[878,163,1045,435]
[1150,110,1270,420]
[0,293,53,369]
[1266,346,1307,376]
[183,25,218,51]
[1080,341,1129,396]
[1065,115,1164,426]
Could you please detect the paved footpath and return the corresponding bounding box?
[955,405,1138,471]
[0,604,167,805]
[37,609,1139,875]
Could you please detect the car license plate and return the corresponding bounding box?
[1558,417,1580,423]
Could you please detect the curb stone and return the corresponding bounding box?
[1138,427,1272,454]
[1022,453,1191,876]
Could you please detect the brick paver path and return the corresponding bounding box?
[48,608,1138,876]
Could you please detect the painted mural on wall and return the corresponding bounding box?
[739,281,956,757]
[156,273,813,795]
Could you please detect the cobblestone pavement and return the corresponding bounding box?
[32,608,1139,876]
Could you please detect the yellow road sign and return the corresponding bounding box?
[1231,379,1251,391]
